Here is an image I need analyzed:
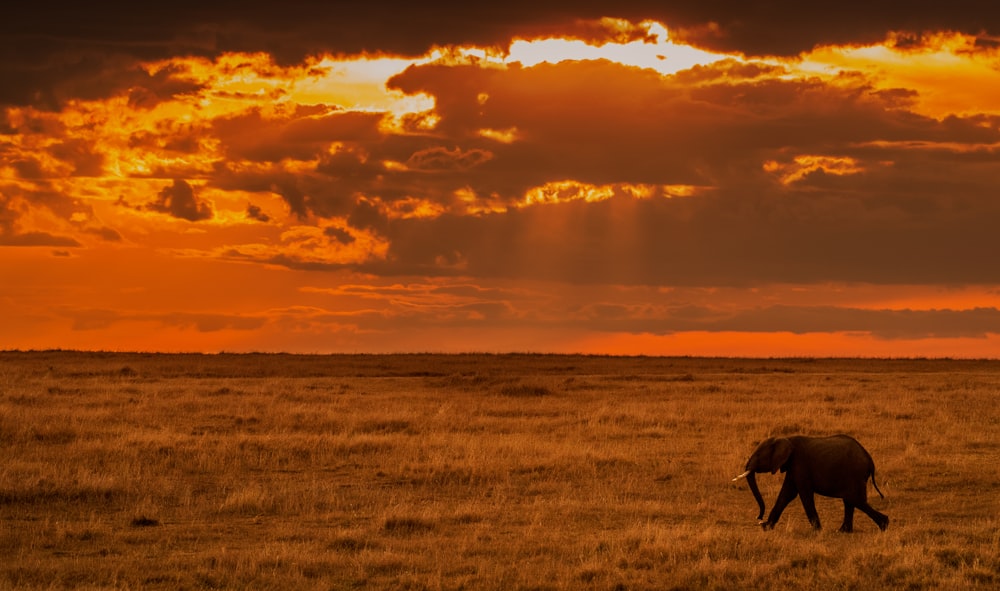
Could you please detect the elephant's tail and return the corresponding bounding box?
[870,471,885,499]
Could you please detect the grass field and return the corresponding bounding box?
[0,351,998,590]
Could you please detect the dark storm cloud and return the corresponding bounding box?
[383,57,1000,201]
[5,2,998,107]
[210,166,314,218]
[6,136,103,179]
[0,47,205,110]
[127,122,210,171]
[233,60,710,222]
[191,55,1000,287]
[9,4,995,292]
[364,188,1000,286]
[347,200,390,235]
[207,102,497,220]
[146,179,214,221]
[406,147,493,171]
[204,107,395,221]
[657,1,1000,56]
[323,226,356,245]
[125,63,206,109]
[211,107,384,163]
[245,204,271,223]
[48,139,105,177]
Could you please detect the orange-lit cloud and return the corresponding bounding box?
[4,7,1000,356]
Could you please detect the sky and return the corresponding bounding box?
[3,1,1000,357]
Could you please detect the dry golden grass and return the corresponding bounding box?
[0,352,998,590]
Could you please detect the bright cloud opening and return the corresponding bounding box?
[507,21,727,74]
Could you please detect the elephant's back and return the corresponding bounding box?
[803,435,875,496]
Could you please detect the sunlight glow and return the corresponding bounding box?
[523,181,615,206]
[764,155,865,185]
[387,197,447,220]
[454,187,507,215]
[477,127,520,143]
[520,181,690,206]
[507,21,726,74]
[261,223,390,265]
[796,32,1000,118]
[295,56,435,115]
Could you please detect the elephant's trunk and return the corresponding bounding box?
[745,471,765,522]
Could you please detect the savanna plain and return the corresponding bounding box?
[0,352,998,590]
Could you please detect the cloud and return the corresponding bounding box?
[0,187,90,247]
[662,2,1000,56]
[175,57,980,287]
[406,147,493,171]
[245,204,271,223]
[383,58,981,200]
[131,51,998,287]
[126,63,206,109]
[7,7,1000,357]
[127,122,210,158]
[7,2,1000,111]
[324,226,355,245]
[83,226,123,242]
[577,302,1000,340]
[289,281,1000,341]
[361,185,1000,286]
[0,231,82,247]
[146,179,214,221]
[0,47,206,110]
[68,308,267,332]
[48,139,105,177]
[211,107,384,163]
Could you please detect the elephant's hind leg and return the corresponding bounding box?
[857,502,889,531]
[839,502,855,533]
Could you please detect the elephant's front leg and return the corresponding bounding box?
[762,477,798,530]
[799,490,821,530]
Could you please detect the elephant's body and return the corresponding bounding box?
[738,434,889,532]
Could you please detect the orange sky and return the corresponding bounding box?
[3,6,1000,356]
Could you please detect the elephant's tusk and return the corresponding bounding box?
[732,470,751,481]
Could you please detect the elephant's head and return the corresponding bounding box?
[732,437,794,522]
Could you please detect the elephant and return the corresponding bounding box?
[733,434,889,532]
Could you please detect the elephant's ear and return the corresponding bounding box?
[771,437,793,473]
